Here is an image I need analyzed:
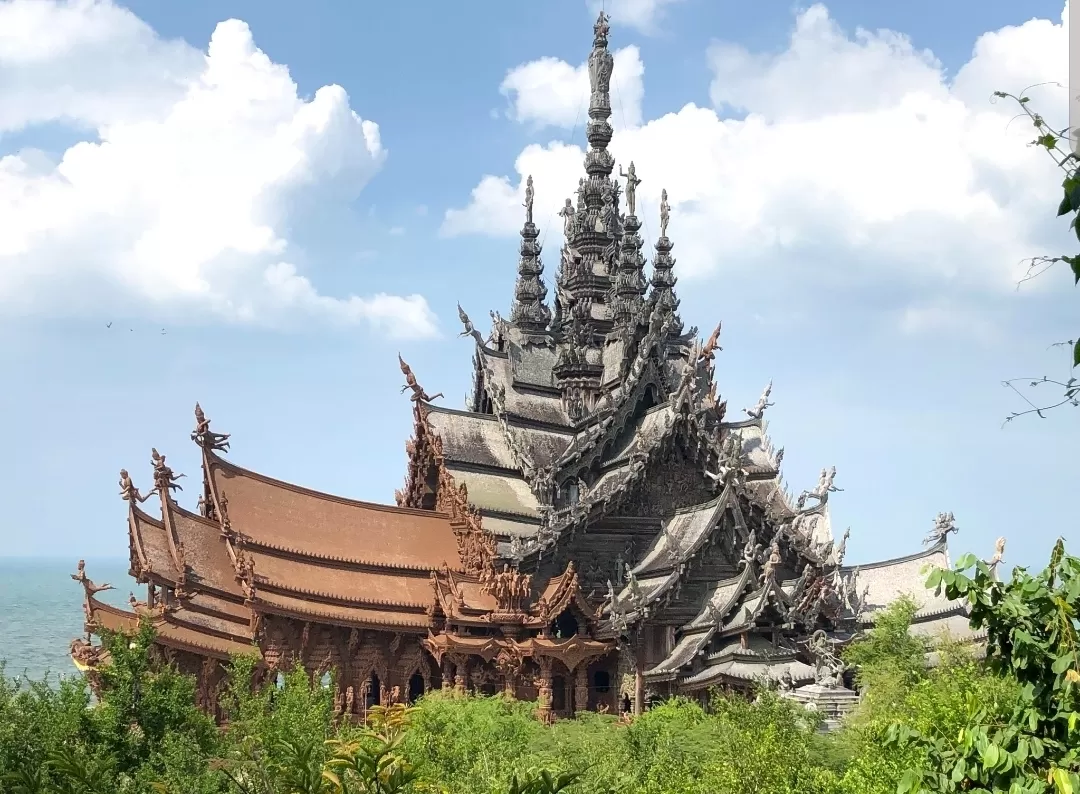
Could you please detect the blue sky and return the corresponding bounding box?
[0,0,1074,574]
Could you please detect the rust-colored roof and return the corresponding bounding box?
[86,597,258,660]
[128,507,180,581]
[170,506,243,597]
[249,550,436,609]
[205,451,460,571]
[253,590,430,631]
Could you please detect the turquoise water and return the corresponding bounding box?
[0,558,132,684]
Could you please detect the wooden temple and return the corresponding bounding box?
[72,12,977,723]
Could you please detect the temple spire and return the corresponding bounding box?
[586,12,615,159]
[649,188,683,334]
[612,162,646,327]
[509,174,552,335]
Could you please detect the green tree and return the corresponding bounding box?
[887,539,1080,793]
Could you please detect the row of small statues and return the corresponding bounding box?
[521,164,671,243]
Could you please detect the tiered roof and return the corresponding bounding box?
[79,411,473,661]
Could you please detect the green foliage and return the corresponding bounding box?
[843,595,929,690]
[887,540,1080,793]
[0,621,221,794]
[994,90,1080,421]
[6,542,1077,794]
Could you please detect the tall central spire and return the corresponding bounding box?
[554,12,620,333]
[585,12,615,176]
[552,11,621,420]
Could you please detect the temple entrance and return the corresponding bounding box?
[551,675,567,713]
[408,673,425,703]
[365,674,381,709]
[593,669,611,710]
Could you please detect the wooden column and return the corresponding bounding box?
[633,636,645,715]
[574,666,589,715]
[535,658,553,723]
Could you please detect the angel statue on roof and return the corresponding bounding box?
[743,381,774,420]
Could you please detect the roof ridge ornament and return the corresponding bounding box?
[398,355,443,403]
[192,403,230,452]
[119,468,153,504]
[697,322,722,363]
[457,304,485,346]
[796,465,841,511]
[985,536,1006,576]
[150,448,185,496]
[924,511,958,547]
[743,380,774,420]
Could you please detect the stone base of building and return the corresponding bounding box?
[782,683,860,732]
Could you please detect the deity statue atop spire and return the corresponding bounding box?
[589,12,613,103]
[619,162,642,217]
[524,175,535,225]
[659,189,670,239]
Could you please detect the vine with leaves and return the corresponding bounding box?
[994,89,1080,423]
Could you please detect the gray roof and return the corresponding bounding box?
[845,541,953,620]
[633,489,731,576]
[446,464,539,518]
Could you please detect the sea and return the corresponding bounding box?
[0,558,132,685]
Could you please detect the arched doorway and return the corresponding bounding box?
[408,673,425,704]
[365,673,381,710]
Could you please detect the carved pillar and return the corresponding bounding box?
[441,658,453,692]
[535,658,554,723]
[634,641,645,716]
[574,666,589,714]
[452,655,468,696]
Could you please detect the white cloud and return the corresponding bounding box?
[444,3,1068,305]
[499,46,644,130]
[0,0,437,338]
[588,0,685,34]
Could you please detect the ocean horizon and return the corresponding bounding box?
[0,557,132,684]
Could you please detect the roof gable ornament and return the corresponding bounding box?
[924,510,959,546]
[698,322,722,363]
[985,536,1006,577]
[457,304,486,347]
[119,468,153,504]
[796,466,842,511]
[191,403,230,452]
[743,380,774,420]
[398,355,443,403]
[150,448,184,496]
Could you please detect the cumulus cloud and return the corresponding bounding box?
[444,3,1067,311]
[588,0,685,34]
[0,0,437,338]
[499,46,644,130]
